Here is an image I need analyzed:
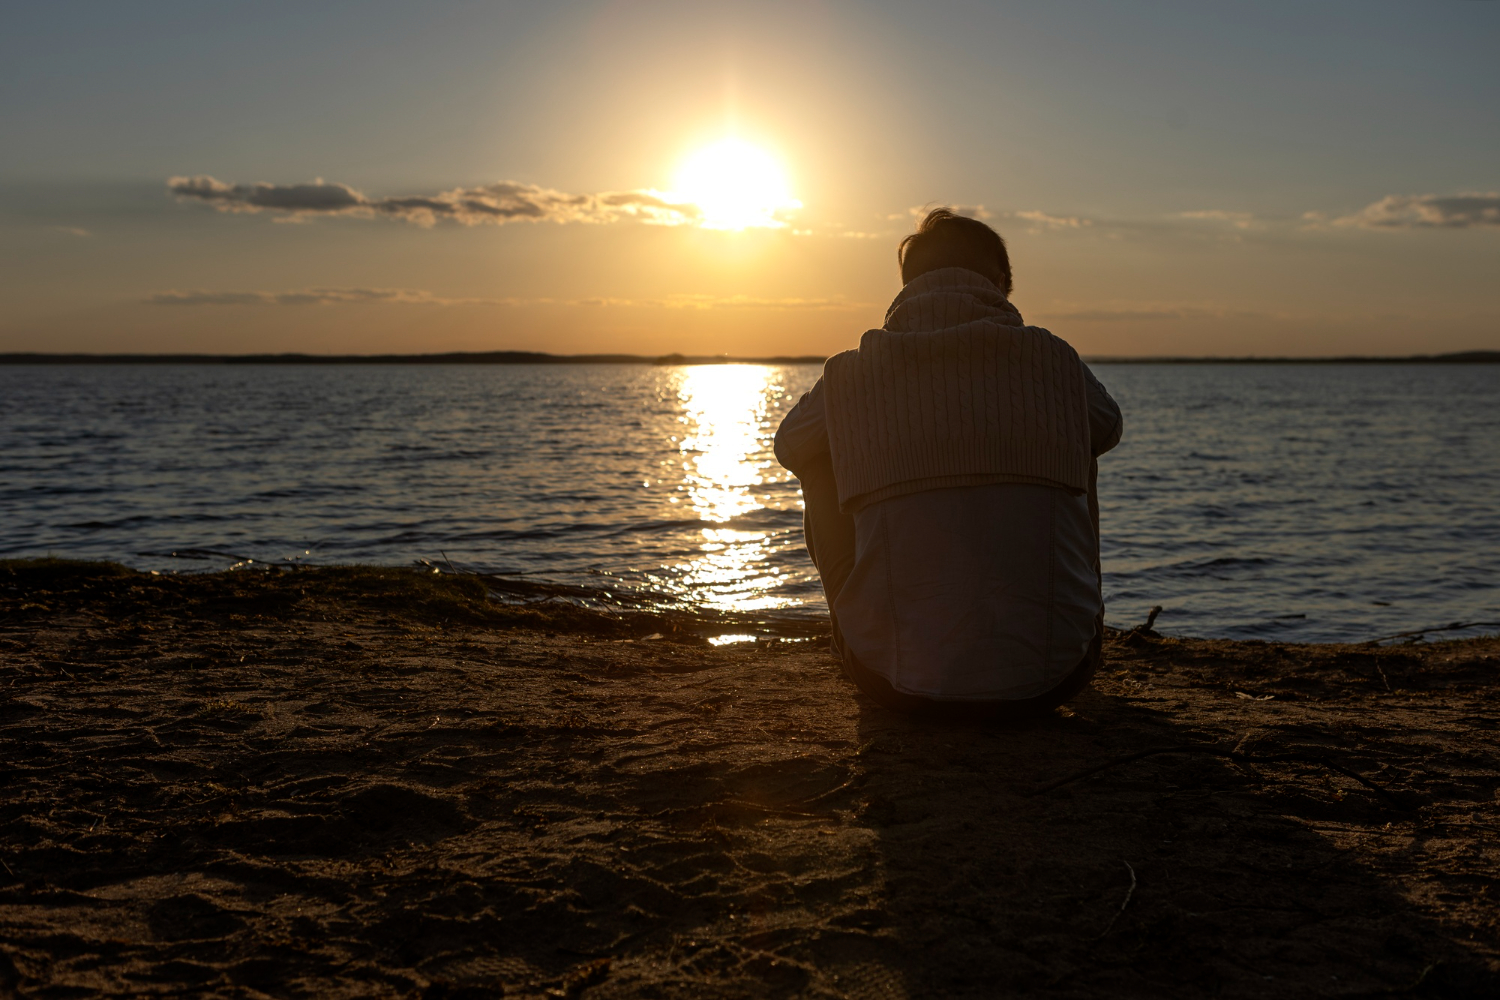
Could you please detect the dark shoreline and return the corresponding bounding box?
[0,351,828,366]
[2,349,1497,365]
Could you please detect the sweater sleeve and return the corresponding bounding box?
[773,378,830,479]
[1082,363,1123,457]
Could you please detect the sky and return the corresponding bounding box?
[2,0,1497,358]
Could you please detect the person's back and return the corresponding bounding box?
[774,209,1122,718]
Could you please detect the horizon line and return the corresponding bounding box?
[0,349,1497,366]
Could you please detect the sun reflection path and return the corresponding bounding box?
[671,365,795,612]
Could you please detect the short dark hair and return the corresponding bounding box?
[898,208,1012,297]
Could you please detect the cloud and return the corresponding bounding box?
[907,204,993,221]
[1037,304,1275,323]
[53,226,92,237]
[1047,308,1184,322]
[576,294,870,310]
[1010,209,1091,231]
[146,288,871,310]
[1178,210,1256,230]
[168,175,701,227]
[653,294,870,311]
[903,204,1099,234]
[1331,192,1500,229]
[147,288,518,306]
[888,195,1500,240]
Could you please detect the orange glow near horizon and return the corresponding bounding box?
[671,138,802,230]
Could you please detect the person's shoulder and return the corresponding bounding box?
[823,339,880,378]
[1019,324,1084,361]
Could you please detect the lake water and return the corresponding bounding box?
[2,362,1497,643]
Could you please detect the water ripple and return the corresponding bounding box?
[2,362,1497,642]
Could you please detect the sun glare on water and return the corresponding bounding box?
[673,138,801,230]
[669,365,794,612]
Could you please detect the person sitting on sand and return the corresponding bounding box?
[774,208,1123,719]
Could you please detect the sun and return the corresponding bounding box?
[672,138,801,230]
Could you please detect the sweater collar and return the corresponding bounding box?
[884,267,1024,332]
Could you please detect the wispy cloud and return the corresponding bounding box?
[167,176,701,227]
[897,205,1271,237]
[515,293,869,311]
[1177,210,1257,230]
[906,204,993,221]
[1036,304,1275,323]
[881,194,1500,242]
[646,294,870,311]
[147,288,872,310]
[1011,209,1091,231]
[1328,192,1500,229]
[53,226,92,237]
[1045,308,1185,322]
[902,204,1094,234]
[147,288,518,306]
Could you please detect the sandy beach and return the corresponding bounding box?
[2,559,1498,998]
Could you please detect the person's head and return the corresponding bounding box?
[897,208,1012,297]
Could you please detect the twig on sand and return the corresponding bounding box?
[1094,861,1136,941]
[1349,962,1443,998]
[1134,606,1163,632]
[0,855,14,879]
[1026,745,1407,809]
[796,778,859,808]
[1362,621,1500,645]
[652,799,830,821]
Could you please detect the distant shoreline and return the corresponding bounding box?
[0,349,1496,365]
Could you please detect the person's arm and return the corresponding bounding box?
[774,378,855,633]
[773,378,830,478]
[1082,363,1123,457]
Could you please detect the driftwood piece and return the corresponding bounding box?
[1363,621,1500,644]
[1094,861,1137,941]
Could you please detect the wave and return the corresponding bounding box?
[439,508,803,543]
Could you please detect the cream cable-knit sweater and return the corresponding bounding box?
[823,267,1092,512]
